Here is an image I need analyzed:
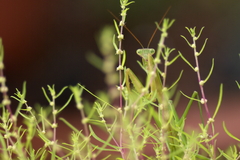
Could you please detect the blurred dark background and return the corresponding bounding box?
[0,0,240,147]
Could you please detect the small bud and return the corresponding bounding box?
[162,32,168,38]
[117,107,122,113]
[0,76,6,83]
[124,106,130,111]
[82,117,89,124]
[116,65,123,71]
[159,43,165,48]
[162,87,168,92]
[8,145,15,151]
[50,101,54,106]
[161,73,166,78]
[4,133,10,139]
[141,87,148,94]
[120,12,126,17]
[207,118,214,123]
[154,58,161,64]
[195,52,199,56]
[52,109,58,115]
[84,136,90,142]
[200,98,207,104]
[30,116,35,123]
[44,142,50,147]
[0,62,4,70]
[150,71,156,77]
[116,49,123,55]
[191,43,196,48]
[77,103,83,109]
[99,113,104,118]
[52,123,58,128]
[2,99,11,106]
[117,85,121,91]
[194,67,199,72]
[199,80,205,86]
[0,86,8,93]
[117,34,124,40]
[159,104,163,110]
[27,106,32,111]
[119,20,125,26]
[10,115,16,123]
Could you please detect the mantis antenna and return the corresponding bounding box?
[147,6,171,48]
[108,9,144,48]
[108,6,171,49]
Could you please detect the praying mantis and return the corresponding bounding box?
[123,7,172,106]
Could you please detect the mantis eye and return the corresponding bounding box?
[149,49,155,55]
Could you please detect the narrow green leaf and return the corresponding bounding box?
[223,122,240,142]
[0,132,8,157]
[218,149,234,160]
[113,20,120,35]
[235,80,240,89]
[180,35,192,48]
[91,144,119,152]
[122,50,126,67]
[196,27,205,40]
[203,58,214,84]
[39,149,47,160]
[179,91,198,125]
[13,81,27,118]
[198,38,208,56]
[101,154,112,160]
[11,96,21,103]
[59,117,80,133]
[55,86,68,98]
[167,54,180,66]
[125,1,135,6]
[37,130,50,143]
[42,87,51,103]
[168,70,183,90]
[18,111,31,120]
[112,34,118,51]
[78,84,116,110]
[178,51,195,70]
[57,93,74,113]
[180,91,201,103]
[185,27,194,36]
[89,125,119,150]
[212,83,223,119]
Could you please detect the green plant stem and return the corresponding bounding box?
[191,30,216,159]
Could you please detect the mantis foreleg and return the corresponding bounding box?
[125,53,163,105]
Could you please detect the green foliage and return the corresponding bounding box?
[0,1,239,160]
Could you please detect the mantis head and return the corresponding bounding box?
[136,48,155,60]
